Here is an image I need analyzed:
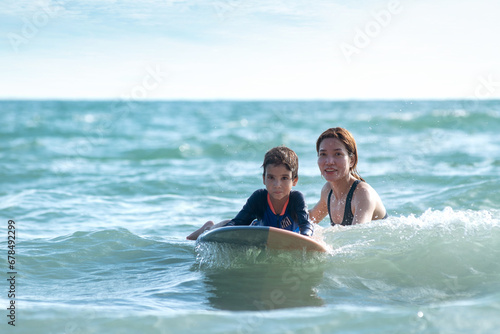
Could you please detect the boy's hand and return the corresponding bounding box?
[300,228,313,237]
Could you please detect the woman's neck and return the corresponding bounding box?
[329,176,356,200]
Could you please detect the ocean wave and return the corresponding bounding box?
[20,228,193,279]
[318,208,500,304]
[194,241,327,270]
[192,208,500,308]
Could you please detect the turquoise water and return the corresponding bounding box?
[1,100,500,333]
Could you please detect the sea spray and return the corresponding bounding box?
[320,208,500,305]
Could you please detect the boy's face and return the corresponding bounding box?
[262,164,298,202]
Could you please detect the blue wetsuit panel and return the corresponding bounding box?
[261,205,300,233]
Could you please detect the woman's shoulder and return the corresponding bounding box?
[351,180,374,201]
[355,180,379,198]
[354,180,387,220]
[352,180,385,211]
[320,182,332,198]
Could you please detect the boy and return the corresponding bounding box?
[186,146,313,240]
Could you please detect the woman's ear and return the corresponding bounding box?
[349,155,355,168]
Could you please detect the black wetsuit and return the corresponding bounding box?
[226,189,314,236]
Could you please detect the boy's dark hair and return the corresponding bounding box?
[262,146,299,180]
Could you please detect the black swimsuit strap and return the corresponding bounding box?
[327,190,333,224]
[328,180,362,226]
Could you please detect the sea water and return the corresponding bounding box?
[1,100,500,333]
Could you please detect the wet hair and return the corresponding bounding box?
[316,127,364,181]
[262,146,299,180]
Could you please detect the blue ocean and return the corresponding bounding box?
[1,100,500,333]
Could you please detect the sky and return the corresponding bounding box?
[1,0,500,100]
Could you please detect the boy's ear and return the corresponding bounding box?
[292,177,298,186]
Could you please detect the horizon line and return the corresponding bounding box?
[1,97,499,102]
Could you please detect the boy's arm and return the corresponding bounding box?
[291,191,314,236]
[226,189,265,226]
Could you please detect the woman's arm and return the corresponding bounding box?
[351,182,386,225]
[308,183,330,224]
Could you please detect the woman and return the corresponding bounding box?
[309,127,387,225]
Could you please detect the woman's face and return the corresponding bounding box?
[317,137,353,182]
